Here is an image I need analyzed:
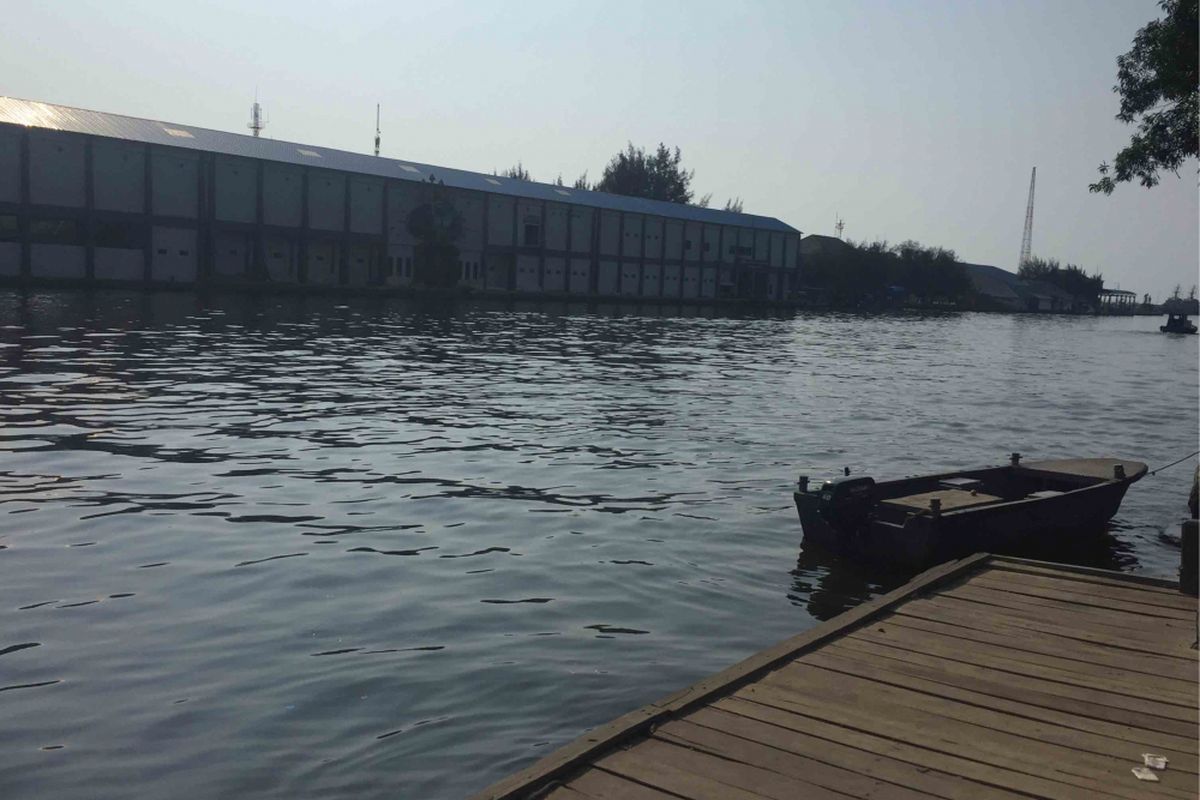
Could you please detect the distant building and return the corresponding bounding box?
[0,97,803,301]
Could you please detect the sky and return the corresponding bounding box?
[3,0,1196,299]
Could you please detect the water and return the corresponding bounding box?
[1,291,1195,800]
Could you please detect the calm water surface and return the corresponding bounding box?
[1,291,1196,799]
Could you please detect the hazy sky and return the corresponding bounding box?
[5,0,1196,299]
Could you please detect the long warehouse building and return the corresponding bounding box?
[0,97,802,301]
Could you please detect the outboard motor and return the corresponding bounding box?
[817,476,876,532]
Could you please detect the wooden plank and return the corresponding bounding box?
[838,630,1197,723]
[754,670,1199,797]
[775,660,1199,775]
[565,769,684,800]
[594,747,773,800]
[989,557,1185,594]
[798,647,1198,754]
[620,738,853,800]
[882,607,1197,683]
[468,553,995,800]
[969,571,1196,615]
[896,593,1198,660]
[941,582,1194,634]
[822,638,1199,736]
[655,719,935,800]
[544,787,591,800]
[715,695,1134,800]
[853,615,1198,706]
[681,706,1024,800]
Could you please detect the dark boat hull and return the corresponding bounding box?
[794,461,1143,569]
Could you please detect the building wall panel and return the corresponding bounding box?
[31,244,85,278]
[0,128,19,203]
[641,263,660,297]
[517,201,541,248]
[599,211,620,256]
[151,226,197,282]
[349,177,383,234]
[755,229,769,262]
[597,260,618,295]
[568,258,590,294]
[684,221,702,263]
[544,202,567,251]
[644,217,663,260]
[620,262,640,295]
[515,253,540,291]
[700,268,716,298]
[151,150,199,218]
[769,232,784,267]
[214,230,252,277]
[94,247,144,282]
[0,242,19,276]
[664,221,683,261]
[347,243,373,285]
[662,264,680,297]
[543,255,566,293]
[682,266,699,298]
[263,236,299,283]
[486,194,514,246]
[30,131,85,207]
[386,244,414,286]
[453,190,485,251]
[305,240,340,284]
[569,208,592,253]
[308,171,345,231]
[622,214,643,258]
[786,235,799,269]
[93,139,144,213]
[702,224,719,263]
[263,163,303,227]
[214,155,256,223]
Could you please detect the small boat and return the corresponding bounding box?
[1160,312,1197,334]
[794,455,1147,568]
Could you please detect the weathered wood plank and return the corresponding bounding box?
[594,748,773,800]
[799,647,1198,754]
[822,638,1199,736]
[882,604,1197,681]
[714,695,1134,800]
[565,769,683,800]
[776,660,1199,774]
[941,582,1193,634]
[655,719,936,800]
[753,672,1198,797]
[851,615,1198,706]
[681,705,1023,800]
[989,556,1184,592]
[969,571,1196,615]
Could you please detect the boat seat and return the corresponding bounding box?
[881,488,1005,513]
[939,477,985,492]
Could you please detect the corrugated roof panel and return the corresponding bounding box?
[0,96,800,234]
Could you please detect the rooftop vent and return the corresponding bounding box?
[398,164,420,174]
[297,148,321,158]
[485,178,501,186]
[163,127,193,138]
[555,189,571,196]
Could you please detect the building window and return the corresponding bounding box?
[30,218,83,245]
[95,220,145,249]
[0,215,18,242]
[523,223,541,247]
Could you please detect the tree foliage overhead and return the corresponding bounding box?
[1018,257,1104,300]
[594,143,698,204]
[1091,0,1198,193]
[499,162,532,181]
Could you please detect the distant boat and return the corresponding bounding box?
[1161,312,1197,334]
[794,456,1146,568]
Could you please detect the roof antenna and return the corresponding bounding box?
[248,88,266,138]
[834,214,845,240]
[374,104,381,157]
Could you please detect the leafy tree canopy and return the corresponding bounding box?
[594,143,698,204]
[1091,0,1198,193]
[1018,257,1104,300]
[499,163,532,181]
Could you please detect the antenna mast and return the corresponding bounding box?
[1018,166,1035,268]
[834,214,845,240]
[374,104,381,157]
[248,90,266,138]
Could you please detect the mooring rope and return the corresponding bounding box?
[1149,450,1200,476]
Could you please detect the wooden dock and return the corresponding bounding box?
[471,554,1198,800]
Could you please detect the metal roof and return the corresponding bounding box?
[0,96,800,235]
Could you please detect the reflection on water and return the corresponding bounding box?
[0,290,1196,800]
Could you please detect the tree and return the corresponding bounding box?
[407,182,464,288]
[500,162,532,181]
[594,142,698,204]
[1090,0,1198,193]
[1019,256,1104,302]
[723,197,744,213]
[572,172,590,190]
